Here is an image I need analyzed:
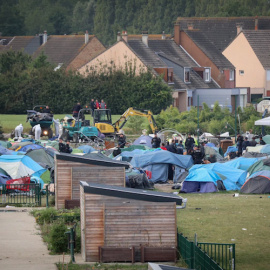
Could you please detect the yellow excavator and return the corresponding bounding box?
[93,107,158,135]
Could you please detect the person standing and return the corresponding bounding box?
[236,134,244,157]
[32,124,41,140]
[53,119,60,137]
[43,105,52,114]
[100,99,106,109]
[151,133,161,148]
[90,99,96,115]
[118,133,126,148]
[176,140,184,154]
[185,134,195,154]
[160,143,167,150]
[166,139,177,153]
[192,146,204,164]
[242,137,250,153]
[14,124,23,140]
[72,102,82,118]
[249,136,257,147]
[95,99,100,109]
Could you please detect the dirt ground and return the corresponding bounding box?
[154,181,177,193]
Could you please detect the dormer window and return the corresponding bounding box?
[204,67,211,82]
[184,67,190,83]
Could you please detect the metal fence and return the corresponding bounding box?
[0,183,42,206]
[178,233,235,270]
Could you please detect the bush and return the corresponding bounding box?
[33,207,58,225]
[49,220,68,253]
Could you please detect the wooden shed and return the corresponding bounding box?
[55,153,129,209]
[80,182,185,263]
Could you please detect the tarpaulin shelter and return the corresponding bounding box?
[181,168,220,193]
[241,170,270,194]
[0,155,46,179]
[121,145,151,152]
[246,144,270,154]
[133,135,153,148]
[0,172,12,184]
[255,116,270,126]
[131,151,193,183]
[247,158,270,176]
[9,141,33,151]
[0,146,14,155]
[26,148,54,168]
[225,157,263,171]
[0,141,12,149]
[9,142,44,152]
[224,146,237,157]
[190,163,247,190]
[78,145,96,154]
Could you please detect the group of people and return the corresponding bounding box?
[236,130,266,156]
[90,99,107,114]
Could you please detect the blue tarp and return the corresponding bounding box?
[260,144,270,154]
[225,157,264,171]
[0,155,46,179]
[0,172,12,184]
[131,151,193,183]
[224,146,237,157]
[20,144,44,152]
[181,168,220,193]
[0,146,14,155]
[190,163,247,190]
[133,135,153,148]
[78,145,96,154]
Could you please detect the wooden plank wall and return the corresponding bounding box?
[72,167,125,200]
[55,159,125,209]
[81,191,177,262]
[80,185,86,261]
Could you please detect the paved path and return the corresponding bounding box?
[0,209,63,270]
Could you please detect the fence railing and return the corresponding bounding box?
[178,233,235,270]
[0,183,42,206]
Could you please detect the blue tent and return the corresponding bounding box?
[131,151,193,183]
[190,163,247,190]
[0,172,12,184]
[224,146,237,157]
[133,135,153,148]
[225,157,264,171]
[0,155,46,179]
[0,146,14,155]
[78,145,96,154]
[20,144,44,152]
[181,168,220,193]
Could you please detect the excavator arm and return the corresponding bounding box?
[113,107,158,134]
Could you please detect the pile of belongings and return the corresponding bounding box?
[27,110,53,122]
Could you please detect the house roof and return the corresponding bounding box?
[184,30,235,69]
[0,36,41,55]
[242,30,270,69]
[177,17,270,51]
[33,35,94,67]
[55,152,130,169]
[80,181,184,205]
[128,39,218,89]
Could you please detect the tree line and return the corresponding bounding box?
[1,0,270,45]
[0,51,172,114]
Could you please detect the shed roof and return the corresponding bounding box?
[80,182,184,205]
[242,30,270,69]
[55,152,130,169]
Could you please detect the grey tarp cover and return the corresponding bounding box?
[26,148,54,168]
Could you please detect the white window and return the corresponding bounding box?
[239,70,244,75]
[267,70,270,81]
[204,68,211,82]
[230,70,234,80]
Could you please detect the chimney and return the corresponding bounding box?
[122,31,128,42]
[161,31,166,40]
[236,23,243,35]
[117,31,121,41]
[255,16,258,30]
[174,22,181,45]
[142,31,148,47]
[85,30,89,44]
[187,22,194,30]
[43,30,47,44]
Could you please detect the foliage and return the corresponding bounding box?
[33,207,58,225]
[0,51,172,115]
[125,116,145,134]
[49,219,68,253]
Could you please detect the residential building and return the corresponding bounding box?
[0,31,106,71]
[223,30,270,102]
[174,17,270,90]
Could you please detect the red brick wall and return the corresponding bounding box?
[66,37,106,71]
[180,31,227,88]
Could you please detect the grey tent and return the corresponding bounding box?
[241,170,270,194]
[26,148,54,168]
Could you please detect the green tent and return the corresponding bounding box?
[26,148,54,168]
[248,158,270,176]
[0,140,12,149]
